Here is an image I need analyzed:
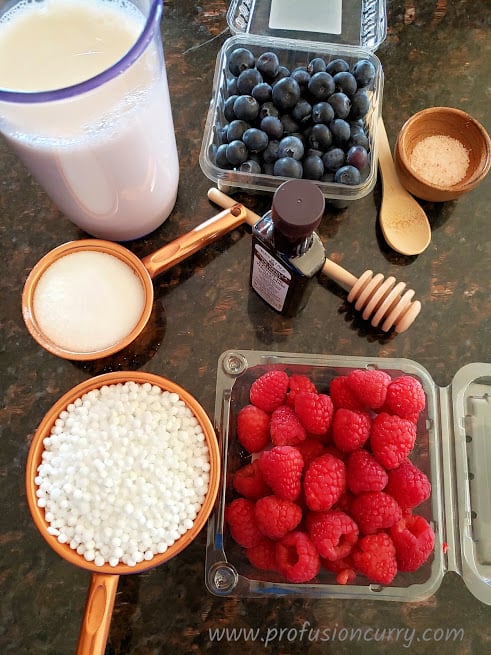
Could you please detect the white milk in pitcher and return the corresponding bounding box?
[0,0,179,241]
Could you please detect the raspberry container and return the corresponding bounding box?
[205,350,491,604]
[199,0,386,202]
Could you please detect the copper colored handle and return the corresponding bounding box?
[141,204,249,279]
[76,573,119,655]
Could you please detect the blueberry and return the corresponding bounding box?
[271,65,291,84]
[334,164,361,185]
[329,118,351,145]
[291,98,312,124]
[242,127,269,153]
[302,154,324,180]
[278,135,304,160]
[223,94,238,122]
[260,115,284,139]
[309,123,333,150]
[346,145,369,170]
[215,143,230,168]
[306,147,323,158]
[272,76,301,111]
[226,140,248,166]
[348,124,370,149]
[228,48,255,76]
[307,57,327,74]
[280,114,300,135]
[252,82,272,103]
[263,162,275,176]
[348,90,370,120]
[226,119,250,142]
[328,92,351,119]
[333,71,358,96]
[273,157,303,178]
[227,77,238,96]
[291,67,311,89]
[217,125,228,144]
[255,51,280,80]
[240,159,262,174]
[258,101,280,120]
[312,102,335,124]
[263,139,280,163]
[308,72,335,100]
[233,95,259,121]
[352,59,376,87]
[237,67,263,95]
[322,147,346,172]
[326,58,350,75]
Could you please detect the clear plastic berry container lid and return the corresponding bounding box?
[205,350,491,604]
[199,0,386,202]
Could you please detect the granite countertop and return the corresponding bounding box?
[1,0,490,653]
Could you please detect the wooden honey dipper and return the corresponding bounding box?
[207,187,421,333]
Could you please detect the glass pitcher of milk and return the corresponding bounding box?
[0,0,179,241]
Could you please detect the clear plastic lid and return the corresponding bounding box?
[227,0,387,50]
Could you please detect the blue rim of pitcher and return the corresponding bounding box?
[0,0,162,103]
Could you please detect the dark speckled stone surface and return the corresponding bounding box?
[1,1,490,653]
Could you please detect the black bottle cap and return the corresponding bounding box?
[271,179,325,240]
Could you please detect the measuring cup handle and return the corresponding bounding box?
[141,204,249,279]
[76,573,119,655]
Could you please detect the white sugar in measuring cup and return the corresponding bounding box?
[22,204,248,360]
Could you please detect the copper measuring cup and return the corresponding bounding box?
[25,370,221,655]
[22,204,249,360]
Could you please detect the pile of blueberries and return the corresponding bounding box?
[214,47,377,186]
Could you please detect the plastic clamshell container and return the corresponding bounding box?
[199,0,386,201]
[206,350,491,604]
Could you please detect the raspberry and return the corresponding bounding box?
[226,498,263,548]
[276,530,321,583]
[384,375,426,420]
[236,404,270,453]
[250,370,289,413]
[370,412,417,469]
[245,538,278,571]
[331,408,371,452]
[385,459,431,509]
[306,510,359,561]
[350,491,402,534]
[352,532,397,584]
[346,449,388,495]
[287,374,317,408]
[232,460,271,500]
[346,369,391,410]
[254,495,303,539]
[389,514,435,571]
[295,438,325,468]
[294,392,334,436]
[322,555,356,584]
[258,446,304,501]
[270,404,307,446]
[303,453,346,511]
[329,375,365,411]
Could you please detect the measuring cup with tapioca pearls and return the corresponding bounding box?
[21,204,249,360]
[26,370,221,655]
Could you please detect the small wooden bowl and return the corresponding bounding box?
[394,107,491,202]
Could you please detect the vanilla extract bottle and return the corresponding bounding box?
[250,179,326,317]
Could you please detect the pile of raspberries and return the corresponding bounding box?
[225,367,434,585]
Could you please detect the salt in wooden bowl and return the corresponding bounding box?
[394,107,491,202]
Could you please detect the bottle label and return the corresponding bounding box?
[251,243,291,312]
